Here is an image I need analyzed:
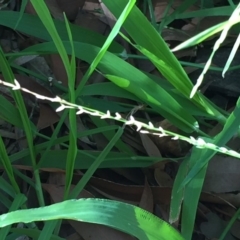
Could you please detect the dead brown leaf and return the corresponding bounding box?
[140,133,162,157]
[46,54,69,87]
[150,119,190,157]
[0,74,54,102]
[37,104,59,130]
[57,0,84,21]
[154,168,173,187]
[75,11,107,34]
[152,0,198,22]
[139,178,154,213]
[70,221,135,240]
[203,155,240,193]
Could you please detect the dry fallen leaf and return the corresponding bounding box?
[152,0,198,22]
[37,104,59,130]
[154,168,173,187]
[139,178,154,213]
[140,133,162,157]
[200,212,235,240]
[150,119,190,157]
[203,155,240,193]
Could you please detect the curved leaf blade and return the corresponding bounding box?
[0,198,184,240]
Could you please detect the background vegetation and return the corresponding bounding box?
[0,0,240,239]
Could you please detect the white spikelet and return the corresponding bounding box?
[148,121,154,128]
[56,105,65,112]
[101,110,111,119]
[115,112,122,120]
[125,116,135,125]
[12,80,21,90]
[76,107,84,115]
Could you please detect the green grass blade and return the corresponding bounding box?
[39,221,58,240]
[0,135,20,193]
[169,157,189,223]
[180,146,209,240]
[181,96,240,188]
[222,33,240,77]
[0,199,184,240]
[0,177,15,198]
[90,116,133,154]
[178,6,234,18]
[174,97,240,238]
[75,0,136,96]
[0,194,26,239]
[70,127,124,198]
[219,208,240,240]
[0,95,25,129]
[0,48,44,206]
[172,21,232,52]
[28,2,77,237]
[29,0,70,75]
[62,14,77,199]
[14,0,28,29]
[160,0,198,27]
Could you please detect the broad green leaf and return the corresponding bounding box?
[8,149,162,169]
[0,198,184,240]
[178,6,234,18]
[0,11,123,53]
[82,82,141,101]
[105,74,198,132]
